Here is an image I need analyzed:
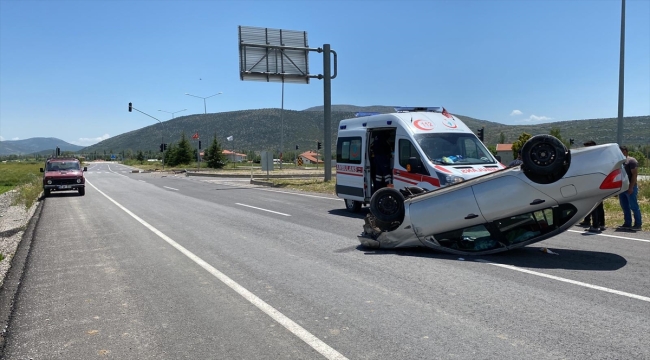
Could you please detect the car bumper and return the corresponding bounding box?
[44,184,85,191]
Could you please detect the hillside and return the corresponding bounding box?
[3,107,648,157]
[0,137,84,156]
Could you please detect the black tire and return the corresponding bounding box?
[79,187,85,196]
[44,188,50,197]
[344,199,362,213]
[369,187,405,224]
[521,134,571,184]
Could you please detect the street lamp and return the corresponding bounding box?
[158,108,187,118]
[185,92,223,114]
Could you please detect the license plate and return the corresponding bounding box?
[59,185,69,189]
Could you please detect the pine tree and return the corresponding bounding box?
[174,132,194,165]
[136,150,145,164]
[204,133,225,169]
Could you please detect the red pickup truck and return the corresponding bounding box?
[40,157,87,197]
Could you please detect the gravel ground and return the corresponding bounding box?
[0,191,37,289]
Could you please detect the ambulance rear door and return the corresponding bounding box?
[336,132,367,204]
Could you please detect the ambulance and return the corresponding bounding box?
[335,107,505,212]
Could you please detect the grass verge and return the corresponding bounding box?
[0,162,43,207]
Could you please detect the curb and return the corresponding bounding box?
[0,199,43,357]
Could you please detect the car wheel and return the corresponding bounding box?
[369,187,405,225]
[344,199,362,213]
[44,188,50,197]
[521,134,571,184]
[79,188,85,196]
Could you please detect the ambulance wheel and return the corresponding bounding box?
[521,134,571,184]
[79,188,85,196]
[344,199,362,213]
[370,188,405,225]
[44,189,50,197]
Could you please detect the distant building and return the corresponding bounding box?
[496,144,514,164]
[299,151,323,164]
[222,150,247,162]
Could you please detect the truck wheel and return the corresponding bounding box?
[79,188,85,196]
[344,199,361,213]
[521,135,570,184]
[44,189,50,197]
[370,187,405,225]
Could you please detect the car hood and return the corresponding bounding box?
[45,170,83,177]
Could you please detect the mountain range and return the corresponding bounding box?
[1,105,648,156]
[0,137,84,156]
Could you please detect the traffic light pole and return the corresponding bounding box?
[129,103,166,170]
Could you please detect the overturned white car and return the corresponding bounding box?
[359,135,628,255]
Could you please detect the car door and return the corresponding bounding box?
[471,175,559,221]
[408,185,486,239]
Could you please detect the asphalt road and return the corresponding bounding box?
[3,162,649,359]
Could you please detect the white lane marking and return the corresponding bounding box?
[476,259,650,303]
[86,180,347,360]
[255,188,342,201]
[235,203,291,217]
[163,186,179,191]
[567,229,650,243]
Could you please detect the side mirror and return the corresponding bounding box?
[495,155,501,162]
[83,167,88,172]
[40,168,44,172]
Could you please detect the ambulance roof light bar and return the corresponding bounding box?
[394,107,442,113]
[355,112,381,117]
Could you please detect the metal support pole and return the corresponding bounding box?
[280,79,284,169]
[323,44,332,181]
[617,0,626,145]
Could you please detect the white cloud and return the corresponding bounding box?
[0,136,4,141]
[74,134,110,146]
[12,137,20,140]
[521,114,553,122]
[510,110,523,116]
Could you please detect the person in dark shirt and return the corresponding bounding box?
[371,134,392,193]
[580,140,606,232]
[508,150,523,167]
[618,146,642,230]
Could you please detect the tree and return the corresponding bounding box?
[136,150,145,164]
[174,132,194,165]
[204,133,226,169]
[165,142,178,166]
[499,132,506,144]
[511,132,532,158]
[549,127,570,148]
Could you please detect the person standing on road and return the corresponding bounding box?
[508,150,523,167]
[619,146,642,230]
[581,140,606,232]
[372,134,392,193]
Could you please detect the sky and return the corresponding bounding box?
[0,0,649,146]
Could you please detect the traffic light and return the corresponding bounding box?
[570,138,575,146]
[317,141,322,150]
[163,143,167,151]
[477,127,484,142]
[56,147,60,156]
[128,102,132,112]
[160,144,164,152]
[295,145,299,150]
[198,141,202,149]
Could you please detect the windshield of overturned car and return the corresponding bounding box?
[46,161,80,171]
[415,133,496,165]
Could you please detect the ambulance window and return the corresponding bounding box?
[398,139,428,175]
[337,137,362,164]
[463,138,479,158]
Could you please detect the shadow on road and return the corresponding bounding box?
[327,208,370,220]
[357,245,627,271]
